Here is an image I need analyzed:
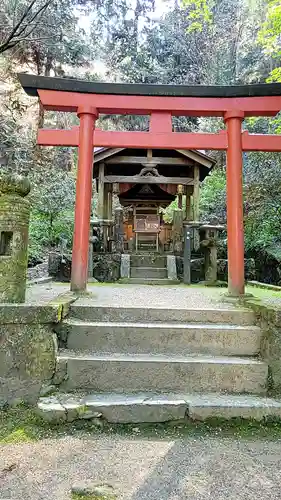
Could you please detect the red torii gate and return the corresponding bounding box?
[18,74,281,296]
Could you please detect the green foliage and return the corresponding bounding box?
[244,150,281,252]
[163,196,193,223]
[259,0,281,81]
[27,168,76,261]
[200,168,226,222]
[182,0,214,31]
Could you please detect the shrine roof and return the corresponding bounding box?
[119,183,175,202]
[18,73,281,98]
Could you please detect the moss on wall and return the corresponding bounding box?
[243,298,281,394]
[0,322,57,406]
[0,175,31,303]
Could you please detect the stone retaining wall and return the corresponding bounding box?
[243,299,281,394]
[49,252,121,282]
[0,301,71,406]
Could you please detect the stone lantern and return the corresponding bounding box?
[0,174,31,302]
[200,224,225,284]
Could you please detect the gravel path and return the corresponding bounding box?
[1,435,281,499]
[25,282,238,310]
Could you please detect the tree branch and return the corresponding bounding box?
[0,0,54,54]
[2,0,38,47]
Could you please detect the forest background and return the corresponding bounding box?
[1,0,281,273]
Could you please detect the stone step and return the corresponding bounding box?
[119,278,180,285]
[64,320,262,356]
[59,352,268,394]
[130,255,167,268]
[37,392,281,424]
[69,304,256,325]
[130,267,167,279]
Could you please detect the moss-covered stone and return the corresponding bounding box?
[92,253,121,282]
[0,304,62,324]
[0,174,31,303]
[243,298,281,394]
[0,323,56,405]
[0,296,75,406]
[49,291,77,319]
[71,483,117,499]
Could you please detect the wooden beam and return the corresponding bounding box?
[38,127,281,152]
[94,147,125,163]
[105,155,191,165]
[176,149,214,168]
[103,175,194,185]
[38,89,281,117]
[38,128,228,150]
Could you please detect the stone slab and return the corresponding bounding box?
[130,254,166,268]
[119,278,179,285]
[37,398,67,422]
[167,255,178,280]
[38,392,188,423]
[130,267,167,279]
[37,392,281,424]
[187,393,281,420]
[65,320,262,356]
[70,304,256,325]
[120,254,130,279]
[60,352,268,394]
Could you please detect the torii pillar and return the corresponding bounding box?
[71,106,98,292]
[225,110,245,296]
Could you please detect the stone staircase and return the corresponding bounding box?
[122,254,179,285]
[38,302,281,423]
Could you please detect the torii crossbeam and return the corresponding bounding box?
[18,73,281,296]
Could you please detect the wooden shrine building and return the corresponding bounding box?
[93,147,215,252]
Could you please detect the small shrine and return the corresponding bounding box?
[92,146,215,254]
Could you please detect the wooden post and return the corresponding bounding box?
[185,195,192,221]
[71,106,98,292]
[177,184,183,210]
[97,162,105,219]
[103,184,109,219]
[108,184,113,220]
[102,184,109,251]
[193,166,200,250]
[225,110,245,296]
[114,207,124,253]
[193,166,200,221]
[172,208,183,254]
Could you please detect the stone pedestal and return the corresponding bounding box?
[0,174,31,303]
